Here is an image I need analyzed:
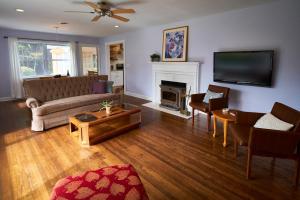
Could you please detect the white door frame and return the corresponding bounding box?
[78,43,100,75]
[105,40,126,92]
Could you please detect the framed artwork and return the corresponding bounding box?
[162,26,188,62]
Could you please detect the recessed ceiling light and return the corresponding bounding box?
[114,25,120,28]
[16,9,24,13]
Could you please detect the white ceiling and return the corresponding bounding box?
[0,0,275,37]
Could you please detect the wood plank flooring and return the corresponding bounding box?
[0,96,300,199]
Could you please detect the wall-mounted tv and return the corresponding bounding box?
[214,50,274,87]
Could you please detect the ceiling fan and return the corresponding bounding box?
[65,0,136,22]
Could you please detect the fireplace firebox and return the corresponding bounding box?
[160,80,186,110]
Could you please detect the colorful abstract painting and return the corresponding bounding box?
[162,26,188,61]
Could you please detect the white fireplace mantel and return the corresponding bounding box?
[151,62,200,104]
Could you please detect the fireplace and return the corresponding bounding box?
[160,80,186,110]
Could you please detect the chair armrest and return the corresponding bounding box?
[191,93,205,103]
[249,128,300,157]
[26,97,40,108]
[209,97,227,111]
[235,111,264,126]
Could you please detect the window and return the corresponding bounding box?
[17,40,72,77]
[80,46,99,75]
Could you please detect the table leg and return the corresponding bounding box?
[80,126,90,147]
[213,115,217,137]
[223,120,228,147]
[69,122,73,135]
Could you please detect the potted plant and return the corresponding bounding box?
[100,100,113,115]
[150,53,161,62]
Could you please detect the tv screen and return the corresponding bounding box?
[214,50,274,87]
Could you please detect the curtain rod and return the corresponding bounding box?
[3,36,78,43]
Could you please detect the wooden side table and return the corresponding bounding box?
[212,110,236,147]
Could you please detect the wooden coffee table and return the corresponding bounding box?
[212,110,236,147]
[69,103,141,147]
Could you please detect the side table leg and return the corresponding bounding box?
[223,120,228,147]
[213,115,217,137]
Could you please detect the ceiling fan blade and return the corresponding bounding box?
[111,8,135,15]
[91,15,101,22]
[111,15,129,22]
[64,11,95,14]
[85,1,99,10]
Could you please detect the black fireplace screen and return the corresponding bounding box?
[162,91,177,102]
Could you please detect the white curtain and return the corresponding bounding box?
[69,42,78,76]
[8,37,23,99]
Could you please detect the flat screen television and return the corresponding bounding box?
[213,50,274,87]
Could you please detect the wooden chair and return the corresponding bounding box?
[229,102,300,186]
[189,84,230,131]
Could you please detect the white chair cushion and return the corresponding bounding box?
[254,113,294,131]
[203,90,223,103]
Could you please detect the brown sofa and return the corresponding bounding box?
[23,76,121,131]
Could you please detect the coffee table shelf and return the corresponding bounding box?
[69,104,141,147]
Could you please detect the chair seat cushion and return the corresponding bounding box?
[50,164,149,200]
[189,102,209,112]
[229,124,251,146]
[32,93,119,116]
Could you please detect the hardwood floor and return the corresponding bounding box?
[0,96,300,199]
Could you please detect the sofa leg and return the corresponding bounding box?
[247,148,252,179]
[207,113,211,132]
[192,108,195,127]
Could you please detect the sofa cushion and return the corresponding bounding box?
[32,93,119,116]
[50,164,149,200]
[254,113,294,131]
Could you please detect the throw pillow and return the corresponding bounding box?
[106,80,114,93]
[92,81,107,94]
[203,90,224,103]
[254,113,294,131]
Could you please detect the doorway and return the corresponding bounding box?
[79,44,99,76]
[106,41,125,94]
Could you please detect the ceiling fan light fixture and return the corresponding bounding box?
[105,10,112,17]
[114,25,120,28]
[16,8,24,13]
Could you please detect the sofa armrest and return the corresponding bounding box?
[235,111,264,126]
[191,93,205,103]
[26,97,40,108]
[249,128,300,157]
[209,97,227,111]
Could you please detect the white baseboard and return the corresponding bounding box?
[0,97,14,102]
[124,91,152,101]
[143,102,193,119]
